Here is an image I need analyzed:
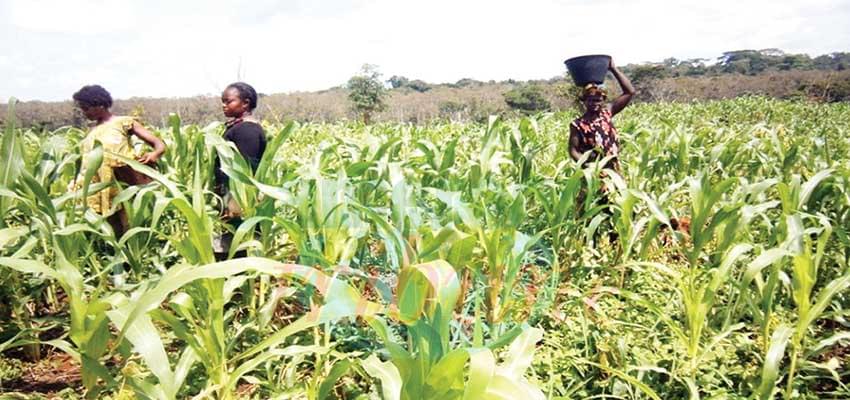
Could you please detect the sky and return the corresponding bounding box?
[1,0,849,102]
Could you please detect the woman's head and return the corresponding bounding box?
[221,82,258,118]
[579,84,607,113]
[73,85,113,120]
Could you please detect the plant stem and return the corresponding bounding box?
[784,342,799,400]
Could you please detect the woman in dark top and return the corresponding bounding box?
[213,82,266,252]
[214,82,267,203]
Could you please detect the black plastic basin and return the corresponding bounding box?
[564,54,611,86]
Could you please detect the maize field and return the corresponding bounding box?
[0,96,848,399]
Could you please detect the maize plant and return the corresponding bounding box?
[0,97,848,399]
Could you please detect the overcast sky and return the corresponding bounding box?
[1,0,848,101]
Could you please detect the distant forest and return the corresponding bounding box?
[4,49,850,129]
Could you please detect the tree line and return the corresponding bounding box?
[3,49,849,129]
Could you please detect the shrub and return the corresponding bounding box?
[503,85,551,114]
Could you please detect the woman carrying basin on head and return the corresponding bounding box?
[565,57,635,246]
[568,57,635,172]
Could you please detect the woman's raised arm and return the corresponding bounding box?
[609,59,636,116]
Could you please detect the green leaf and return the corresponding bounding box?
[0,98,23,228]
[464,348,496,400]
[577,360,661,400]
[117,258,381,345]
[798,169,832,210]
[106,295,178,399]
[111,154,185,201]
[802,270,850,332]
[756,325,793,400]
[363,354,402,400]
[743,248,790,284]
[499,326,543,378]
[424,349,468,398]
[0,256,62,282]
[78,143,104,215]
[396,260,460,337]
[228,216,271,259]
[318,359,353,400]
[255,121,295,182]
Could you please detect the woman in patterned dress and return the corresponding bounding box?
[569,59,635,245]
[568,58,635,171]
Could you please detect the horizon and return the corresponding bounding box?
[1,49,845,105]
[2,0,849,102]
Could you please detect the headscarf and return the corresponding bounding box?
[579,83,607,100]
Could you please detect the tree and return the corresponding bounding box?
[628,64,670,84]
[347,64,387,124]
[438,100,467,120]
[387,76,431,92]
[503,85,550,114]
[681,58,709,76]
[813,52,850,70]
[717,50,762,74]
[453,78,482,88]
[716,49,784,75]
[778,54,813,71]
[387,75,409,89]
[406,79,432,93]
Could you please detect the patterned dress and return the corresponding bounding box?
[570,108,620,171]
[73,116,139,215]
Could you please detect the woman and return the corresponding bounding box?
[214,81,267,208]
[212,82,267,257]
[71,84,166,237]
[568,58,635,172]
[568,59,635,246]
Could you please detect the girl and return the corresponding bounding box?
[213,81,267,218]
[568,58,635,172]
[71,84,166,237]
[212,82,267,258]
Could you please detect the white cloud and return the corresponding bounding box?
[10,0,136,34]
[1,0,848,101]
